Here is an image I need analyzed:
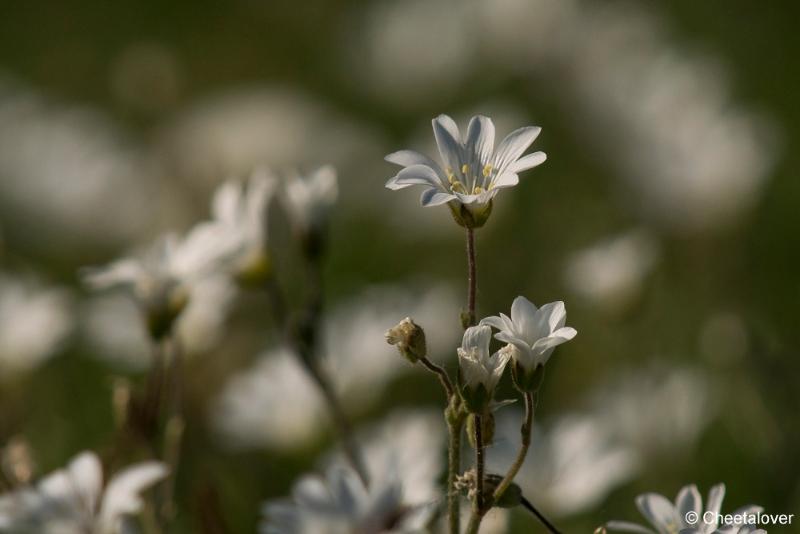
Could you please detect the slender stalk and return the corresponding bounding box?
[446,403,465,534]
[521,496,563,534]
[160,336,185,524]
[492,392,534,502]
[465,227,477,327]
[465,512,482,534]
[266,257,369,487]
[473,414,485,513]
[419,356,454,398]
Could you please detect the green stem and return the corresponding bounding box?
[474,414,485,513]
[465,227,477,327]
[419,356,454,398]
[446,403,465,534]
[492,392,534,502]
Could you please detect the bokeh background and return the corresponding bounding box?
[0,0,798,531]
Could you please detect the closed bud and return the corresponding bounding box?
[385,317,427,363]
[466,411,495,448]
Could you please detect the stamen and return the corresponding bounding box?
[482,164,493,178]
[461,164,469,175]
[450,180,467,194]
[472,186,484,194]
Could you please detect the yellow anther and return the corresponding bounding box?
[482,164,493,177]
[450,180,467,194]
[461,164,469,175]
[472,186,484,194]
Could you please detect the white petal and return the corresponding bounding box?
[635,493,680,532]
[540,301,567,331]
[420,188,456,207]
[490,172,519,190]
[432,114,463,172]
[212,180,243,225]
[510,296,537,330]
[81,259,144,291]
[465,115,495,166]
[478,315,507,331]
[507,151,547,174]
[385,150,443,175]
[99,462,167,527]
[461,325,491,354]
[492,126,542,174]
[676,484,702,523]
[391,165,444,189]
[704,484,726,523]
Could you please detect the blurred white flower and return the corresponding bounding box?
[386,115,545,226]
[457,325,510,400]
[282,166,338,237]
[480,296,576,373]
[0,75,156,252]
[559,3,776,234]
[0,274,72,374]
[593,366,715,458]
[261,411,444,534]
[565,229,659,309]
[82,226,238,339]
[342,0,475,107]
[606,483,762,534]
[212,285,460,450]
[157,86,383,190]
[0,451,166,534]
[208,168,278,282]
[488,410,639,517]
[82,274,236,368]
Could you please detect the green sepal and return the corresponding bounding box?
[448,200,493,229]
[511,359,546,393]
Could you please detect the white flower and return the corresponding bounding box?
[385,114,545,224]
[606,483,762,534]
[0,451,166,534]
[209,168,278,281]
[0,275,72,374]
[457,325,510,397]
[82,225,237,338]
[261,411,444,534]
[283,166,338,236]
[480,296,576,372]
[211,285,460,451]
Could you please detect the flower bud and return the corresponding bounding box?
[143,282,188,341]
[385,317,427,363]
[234,249,272,287]
[466,411,495,448]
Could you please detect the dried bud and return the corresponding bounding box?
[455,470,522,509]
[385,317,427,363]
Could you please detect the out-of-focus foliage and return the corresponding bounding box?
[0,0,798,532]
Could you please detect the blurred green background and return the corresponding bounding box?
[0,0,798,532]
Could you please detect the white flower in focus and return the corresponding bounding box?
[82,225,237,339]
[606,483,762,534]
[385,114,546,226]
[282,166,338,237]
[488,410,639,517]
[261,411,444,534]
[457,325,510,410]
[0,275,72,374]
[480,296,576,372]
[0,451,166,534]
[209,168,278,282]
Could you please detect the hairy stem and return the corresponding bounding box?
[419,356,454,398]
[160,337,185,524]
[446,403,465,534]
[474,414,485,513]
[465,227,477,327]
[492,392,534,503]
